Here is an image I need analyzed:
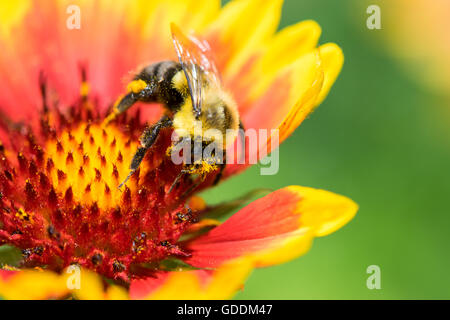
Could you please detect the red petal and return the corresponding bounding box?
[0,269,18,282]
[183,186,358,268]
[129,257,252,300]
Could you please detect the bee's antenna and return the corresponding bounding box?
[118,170,135,190]
[238,121,246,164]
[181,174,206,199]
[168,171,186,194]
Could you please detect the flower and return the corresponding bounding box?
[377,0,450,96]
[0,0,357,299]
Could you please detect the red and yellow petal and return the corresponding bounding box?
[182,186,358,268]
[316,43,344,105]
[223,43,343,176]
[0,0,130,120]
[0,0,220,122]
[243,42,343,144]
[242,20,322,106]
[0,267,128,300]
[0,268,69,300]
[206,0,283,76]
[129,257,253,300]
[206,2,343,177]
[0,0,30,37]
[212,3,342,124]
[125,0,221,63]
[225,50,325,175]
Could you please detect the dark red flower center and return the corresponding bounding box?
[0,80,205,282]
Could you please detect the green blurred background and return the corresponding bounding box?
[202,0,450,299]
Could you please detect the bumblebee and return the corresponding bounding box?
[106,24,242,191]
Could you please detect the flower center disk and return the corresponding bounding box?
[0,106,196,282]
[45,123,144,210]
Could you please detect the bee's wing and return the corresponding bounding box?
[171,23,221,118]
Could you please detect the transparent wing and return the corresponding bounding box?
[171,23,221,118]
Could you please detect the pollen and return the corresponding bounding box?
[127,79,147,94]
[188,161,218,175]
[45,123,147,210]
[0,83,205,281]
[15,208,34,223]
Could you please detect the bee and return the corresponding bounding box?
[106,24,243,191]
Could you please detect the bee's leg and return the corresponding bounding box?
[238,120,246,163]
[167,137,196,194]
[181,174,207,199]
[118,116,172,188]
[212,163,226,186]
[104,80,157,125]
[212,148,226,186]
[104,92,136,125]
[239,120,245,131]
[168,169,190,194]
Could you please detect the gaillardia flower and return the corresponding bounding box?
[380,0,450,96]
[0,0,357,299]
